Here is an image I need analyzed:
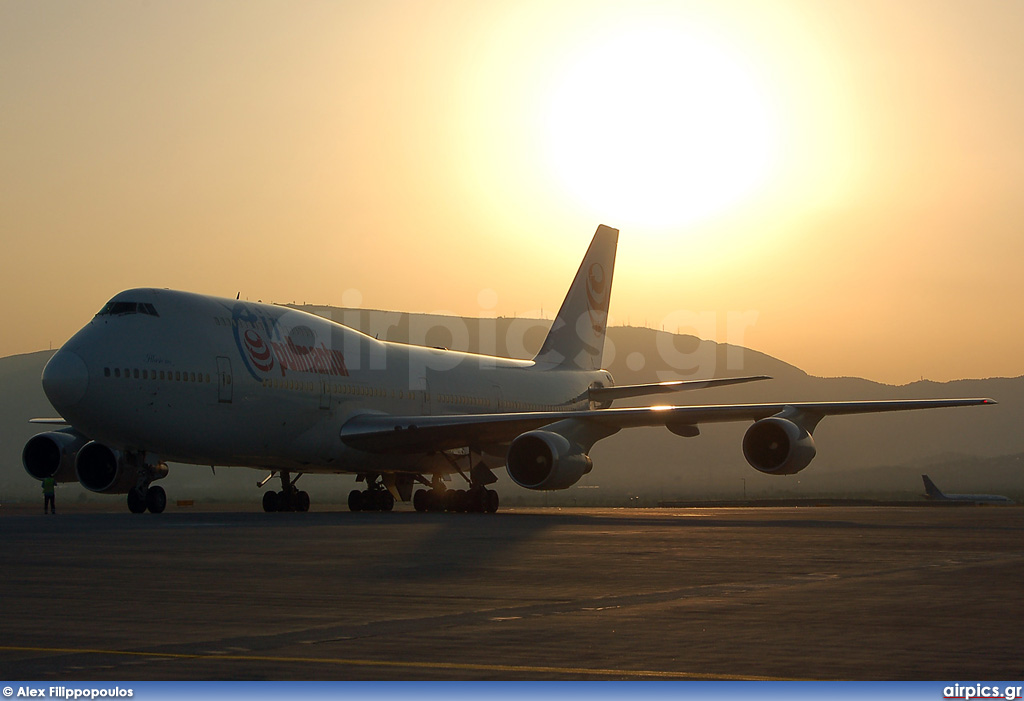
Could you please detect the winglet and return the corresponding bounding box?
[534,225,618,370]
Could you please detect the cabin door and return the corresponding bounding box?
[216,356,233,404]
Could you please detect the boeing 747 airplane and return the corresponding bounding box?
[24,225,995,513]
[922,475,1012,504]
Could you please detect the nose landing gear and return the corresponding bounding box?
[125,459,170,514]
[127,484,166,514]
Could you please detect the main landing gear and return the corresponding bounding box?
[261,469,310,512]
[412,475,499,514]
[348,477,395,512]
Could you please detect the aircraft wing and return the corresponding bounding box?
[339,398,996,454]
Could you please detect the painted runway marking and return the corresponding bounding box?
[0,645,791,680]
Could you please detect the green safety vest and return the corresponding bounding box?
[42,477,55,495]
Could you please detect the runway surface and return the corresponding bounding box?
[1,504,1022,680]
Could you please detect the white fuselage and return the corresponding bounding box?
[50,288,610,478]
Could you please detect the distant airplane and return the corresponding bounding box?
[922,474,1013,504]
[24,225,996,514]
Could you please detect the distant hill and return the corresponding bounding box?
[1,350,60,503]
[2,309,1021,506]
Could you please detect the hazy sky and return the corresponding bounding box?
[2,0,1023,385]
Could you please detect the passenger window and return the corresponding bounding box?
[104,368,111,377]
[133,369,139,379]
[190,372,196,382]
[114,368,120,378]
[175,372,181,381]
[142,370,148,380]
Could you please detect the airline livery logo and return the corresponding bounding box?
[586,263,608,334]
[230,303,349,381]
[243,329,275,373]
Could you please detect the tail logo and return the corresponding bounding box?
[586,263,608,334]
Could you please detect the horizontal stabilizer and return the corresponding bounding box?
[590,375,771,404]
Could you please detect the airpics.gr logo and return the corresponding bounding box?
[944,684,1023,700]
[585,262,608,335]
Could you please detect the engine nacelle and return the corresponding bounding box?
[23,429,88,482]
[742,417,817,475]
[506,430,593,490]
[75,442,168,494]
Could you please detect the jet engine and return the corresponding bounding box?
[506,430,593,490]
[75,441,167,493]
[22,429,88,482]
[741,417,817,475]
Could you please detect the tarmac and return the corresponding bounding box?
[1,503,1022,680]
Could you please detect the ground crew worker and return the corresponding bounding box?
[42,476,55,514]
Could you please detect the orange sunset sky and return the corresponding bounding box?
[2,0,1023,385]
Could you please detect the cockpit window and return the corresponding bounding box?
[96,301,160,317]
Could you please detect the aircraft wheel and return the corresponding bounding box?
[442,490,458,512]
[468,488,486,513]
[453,489,468,512]
[127,488,147,514]
[485,489,499,514]
[413,489,429,512]
[380,490,395,512]
[263,490,279,512]
[348,489,363,512]
[296,491,310,512]
[146,485,167,514]
[427,490,445,512]
[278,490,292,511]
[359,489,375,511]
[423,491,436,512]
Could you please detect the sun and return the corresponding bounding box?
[542,24,781,231]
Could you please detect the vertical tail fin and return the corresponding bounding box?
[533,225,618,370]
[922,474,945,499]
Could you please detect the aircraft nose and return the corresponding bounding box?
[42,349,90,409]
